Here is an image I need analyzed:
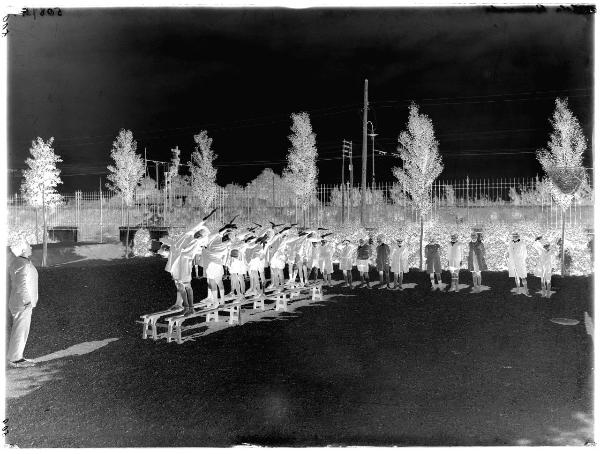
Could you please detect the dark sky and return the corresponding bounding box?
[7,6,594,192]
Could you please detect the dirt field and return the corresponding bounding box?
[5,257,593,447]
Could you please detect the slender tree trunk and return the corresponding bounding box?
[419,215,424,270]
[42,190,47,267]
[561,208,566,275]
[126,208,131,259]
[35,208,39,244]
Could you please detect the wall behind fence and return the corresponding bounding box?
[7,177,594,243]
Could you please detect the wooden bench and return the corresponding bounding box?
[139,291,245,340]
[140,301,212,340]
[165,307,221,344]
[165,294,248,344]
[143,281,324,344]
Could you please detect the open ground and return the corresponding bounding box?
[5,256,593,447]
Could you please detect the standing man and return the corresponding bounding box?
[7,239,38,368]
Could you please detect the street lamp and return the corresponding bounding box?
[367,121,377,188]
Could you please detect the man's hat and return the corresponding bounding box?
[9,238,29,257]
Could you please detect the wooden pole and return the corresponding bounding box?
[99,178,103,244]
[361,79,368,225]
[341,141,345,224]
[42,183,47,267]
[561,208,566,275]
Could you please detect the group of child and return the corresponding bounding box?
[163,217,560,315]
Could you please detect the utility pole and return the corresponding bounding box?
[341,141,345,224]
[367,121,377,188]
[144,147,148,178]
[361,79,368,225]
[342,139,352,223]
[347,141,354,215]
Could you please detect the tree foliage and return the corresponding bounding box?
[536,98,587,211]
[189,130,219,212]
[21,137,63,209]
[106,129,145,207]
[392,102,443,216]
[283,112,318,210]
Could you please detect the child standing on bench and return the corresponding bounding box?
[296,232,314,286]
[284,229,306,285]
[319,237,335,286]
[204,224,236,308]
[166,220,213,315]
[268,226,293,288]
[310,239,322,283]
[245,238,264,296]
[227,231,252,297]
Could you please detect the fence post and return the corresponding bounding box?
[99,190,103,243]
[466,176,470,222]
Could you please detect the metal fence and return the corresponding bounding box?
[7,177,594,243]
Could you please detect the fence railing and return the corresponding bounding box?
[7,177,594,243]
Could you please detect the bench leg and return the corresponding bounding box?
[228,306,239,325]
[167,321,174,343]
[176,321,182,344]
[275,295,288,312]
[206,310,219,323]
[151,319,159,340]
[253,298,264,310]
[142,319,149,339]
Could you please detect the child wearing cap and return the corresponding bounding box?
[390,237,410,290]
[356,238,372,288]
[447,233,466,292]
[467,231,487,292]
[375,235,391,288]
[425,237,442,290]
[533,235,556,298]
[337,239,356,288]
[508,232,530,297]
[319,238,335,286]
